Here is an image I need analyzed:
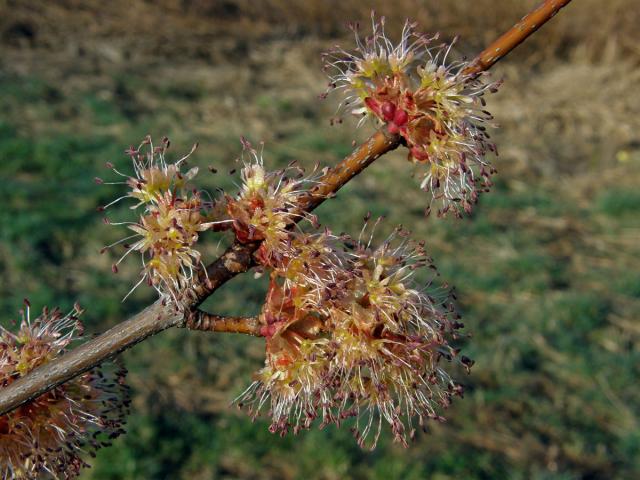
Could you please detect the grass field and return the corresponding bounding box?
[1,1,639,478]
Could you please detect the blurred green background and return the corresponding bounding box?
[1,0,639,478]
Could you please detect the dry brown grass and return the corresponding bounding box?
[2,0,639,64]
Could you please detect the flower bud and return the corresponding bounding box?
[226,141,319,265]
[100,137,223,301]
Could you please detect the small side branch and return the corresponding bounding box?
[185,311,262,336]
[298,128,402,212]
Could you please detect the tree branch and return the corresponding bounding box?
[0,128,401,415]
[0,0,573,416]
[185,311,261,336]
[462,0,574,77]
[0,300,180,417]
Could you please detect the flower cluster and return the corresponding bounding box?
[97,139,471,449]
[99,136,224,301]
[0,301,129,479]
[237,221,468,448]
[323,14,500,216]
[97,127,474,449]
[226,139,319,265]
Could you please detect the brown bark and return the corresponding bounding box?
[462,0,574,77]
[186,312,261,336]
[0,300,180,417]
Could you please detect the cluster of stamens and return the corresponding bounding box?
[98,136,224,301]
[98,134,471,449]
[226,139,319,265]
[0,301,129,479]
[323,14,500,216]
[93,14,493,448]
[237,219,469,448]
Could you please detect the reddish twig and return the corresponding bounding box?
[186,311,261,336]
[462,0,573,76]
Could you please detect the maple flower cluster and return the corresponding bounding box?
[225,139,319,267]
[90,13,495,451]
[99,136,223,301]
[0,302,129,479]
[323,14,500,216]
[233,192,469,447]
[98,134,472,448]
[0,2,572,472]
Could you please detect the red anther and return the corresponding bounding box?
[393,109,408,126]
[388,123,400,134]
[381,101,396,122]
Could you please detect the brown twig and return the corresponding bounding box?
[0,301,180,417]
[462,0,573,77]
[186,311,261,336]
[0,0,573,416]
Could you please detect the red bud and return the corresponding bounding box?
[381,101,396,121]
[393,109,408,126]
